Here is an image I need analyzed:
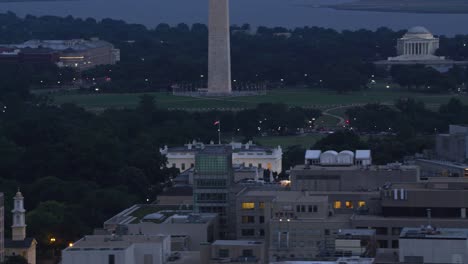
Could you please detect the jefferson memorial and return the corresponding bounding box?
[389,26,444,61]
[376,26,468,70]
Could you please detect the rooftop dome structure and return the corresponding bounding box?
[403,26,434,40]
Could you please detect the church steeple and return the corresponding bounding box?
[11,189,26,241]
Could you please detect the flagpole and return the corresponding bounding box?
[218,121,221,144]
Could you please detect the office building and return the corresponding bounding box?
[200,240,266,264]
[103,204,217,251]
[0,38,120,70]
[193,146,235,238]
[160,140,283,173]
[435,125,468,163]
[399,227,468,263]
[62,235,170,264]
[292,150,418,192]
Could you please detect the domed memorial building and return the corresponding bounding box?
[390,26,444,61]
[376,26,468,70]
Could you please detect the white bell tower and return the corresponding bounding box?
[11,189,26,241]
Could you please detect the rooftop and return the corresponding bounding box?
[337,229,376,237]
[241,190,328,203]
[400,227,468,240]
[416,159,468,169]
[64,235,168,251]
[211,240,263,246]
[5,238,36,249]
[271,257,375,264]
[1,39,114,52]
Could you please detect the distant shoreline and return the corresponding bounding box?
[323,0,468,14]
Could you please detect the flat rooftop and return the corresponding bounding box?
[65,235,168,251]
[337,229,376,237]
[401,227,468,240]
[416,159,468,169]
[241,190,328,203]
[293,164,417,171]
[271,257,374,264]
[212,240,263,246]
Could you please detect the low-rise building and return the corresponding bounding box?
[295,150,419,192]
[435,125,468,163]
[62,234,170,264]
[416,159,468,179]
[200,240,266,264]
[399,227,468,263]
[103,205,217,251]
[0,38,120,70]
[160,140,282,173]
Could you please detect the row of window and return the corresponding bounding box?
[219,249,254,258]
[296,205,318,213]
[241,228,265,237]
[334,201,366,209]
[241,202,266,210]
[172,163,194,170]
[241,215,265,224]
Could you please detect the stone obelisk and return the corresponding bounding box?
[207,0,232,95]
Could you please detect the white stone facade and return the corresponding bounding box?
[389,26,445,61]
[160,141,283,173]
[207,0,232,94]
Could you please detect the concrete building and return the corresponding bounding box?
[207,0,232,95]
[0,193,3,263]
[0,38,120,70]
[335,229,376,258]
[200,240,266,264]
[103,205,217,251]
[271,257,375,264]
[292,150,418,192]
[415,159,468,179]
[62,234,171,264]
[4,191,37,264]
[193,146,235,239]
[399,227,468,263]
[160,140,283,173]
[435,125,468,163]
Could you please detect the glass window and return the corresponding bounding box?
[241,216,255,224]
[242,202,255,210]
[108,255,115,264]
[219,249,229,258]
[392,240,399,249]
[296,205,300,212]
[345,201,353,208]
[313,205,318,212]
[181,163,185,170]
[308,205,313,212]
[242,249,254,257]
[358,201,366,207]
[259,229,265,236]
[259,202,265,209]
[241,229,255,236]
[259,216,265,223]
[334,201,342,209]
[301,205,305,212]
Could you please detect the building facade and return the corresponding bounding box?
[435,125,468,163]
[193,147,235,239]
[0,38,120,70]
[399,227,468,264]
[393,26,441,60]
[200,240,266,264]
[62,235,171,264]
[160,141,283,173]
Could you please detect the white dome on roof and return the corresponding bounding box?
[407,26,431,34]
[403,26,434,39]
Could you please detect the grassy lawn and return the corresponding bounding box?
[51,87,468,111]
[255,134,324,148]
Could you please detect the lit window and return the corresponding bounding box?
[242,202,255,210]
[358,201,366,207]
[334,201,342,209]
[345,201,353,208]
[259,202,265,209]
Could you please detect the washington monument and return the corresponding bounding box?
[208,0,232,95]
